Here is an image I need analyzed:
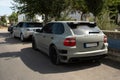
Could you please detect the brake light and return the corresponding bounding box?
[64,37,76,46]
[104,35,107,43]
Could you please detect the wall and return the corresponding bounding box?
[103,30,120,62]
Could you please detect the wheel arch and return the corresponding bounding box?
[49,43,61,65]
[32,36,37,47]
[49,43,56,50]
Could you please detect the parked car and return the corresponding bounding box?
[12,22,43,41]
[32,21,108,65]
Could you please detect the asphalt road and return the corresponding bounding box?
[0,29,120,80]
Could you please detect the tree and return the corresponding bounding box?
[85,0,104,17]
[69,0,104,21]
[13,0,119,23]
[12,0,69,22]
[9,12,18,23]
[0,15,7,26]
[0,16,6,23]
[105,0,120,23]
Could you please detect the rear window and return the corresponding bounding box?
[67,23,102,35]
[25,23,43,27]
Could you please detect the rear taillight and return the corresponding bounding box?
[64,37,76,46]
[104,35,107,43]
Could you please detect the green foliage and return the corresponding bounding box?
[85,0,104,17]
[0,15,6,26]
[106,0,120,6]
[70,0,88,13]
[13,0,69,22]
[0,21,4,26]
[96,10,118,30]
[8,12,18,23]
[12,0,120,29]
[12,0,106,21]
[0,16,6,23]
[104,0,120,24]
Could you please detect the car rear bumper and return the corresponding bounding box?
[59,49,108,63]
[68,54,107,63]
[23,31,34,39]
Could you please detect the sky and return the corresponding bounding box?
[0,0,14,16]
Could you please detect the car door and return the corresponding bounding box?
[51,23,65,47]
[37,23,54,54]
[43,23,65,54]
[14,22,23,37]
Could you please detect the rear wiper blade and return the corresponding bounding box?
[89,32,100,34]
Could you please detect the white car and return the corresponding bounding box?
[12,22,43,41]
[32,21,108,65]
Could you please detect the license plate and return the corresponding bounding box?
[85,43,98,48]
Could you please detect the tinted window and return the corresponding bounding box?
[52,23,64,34]
[67,23,102,35]
[42,23,54,33]
[25,22,43,27]
[17,22,23,27]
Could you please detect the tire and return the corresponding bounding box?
[20,34,25,42]
[32,38,37,50]
[49,46,61,65]
[93,59,100,63]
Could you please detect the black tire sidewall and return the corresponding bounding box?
[49,46,60,65]
[32,38,37,50]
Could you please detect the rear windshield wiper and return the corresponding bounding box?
[89,32,100,34]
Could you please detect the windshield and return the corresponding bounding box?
[25,23,43,27]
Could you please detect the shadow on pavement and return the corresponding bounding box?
[0,32,10,38]
[0,32,31,44]
[101,58,120,70]
[0,47,119,74]
[0,47,101,74]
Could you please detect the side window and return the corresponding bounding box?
[23,23,27,27]
[19,23,23,27]
[16,22,23,28]
[52,23,64,34]
[42,23,53,33]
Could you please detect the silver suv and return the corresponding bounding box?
[12,22,43,41]
[32,21,108,65]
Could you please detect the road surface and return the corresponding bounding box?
[0,29,120,80]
